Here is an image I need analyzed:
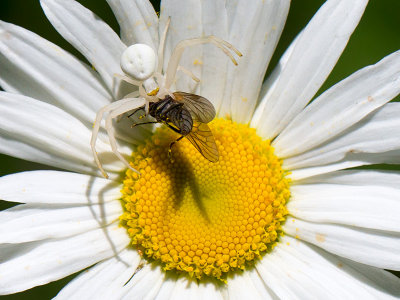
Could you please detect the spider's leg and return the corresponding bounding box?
[177,65,200,82]
[115,91,141,122]
[91,98,135,178]
[104,98,146,177]
[157,17,171,74]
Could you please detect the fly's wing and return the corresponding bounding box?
[185,122,219,162]
[173,92,216,123]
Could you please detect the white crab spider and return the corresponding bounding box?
[91,18,242,178]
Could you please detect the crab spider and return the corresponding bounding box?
[91,19,242,178]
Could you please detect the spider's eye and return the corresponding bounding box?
[121,44,157,81]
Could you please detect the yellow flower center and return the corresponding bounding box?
[120,118,290,282]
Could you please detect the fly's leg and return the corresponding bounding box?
[131,121,158,128]
[168,135,185,163]
[127,107,146,119]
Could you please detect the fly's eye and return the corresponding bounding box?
[121,44,157,81]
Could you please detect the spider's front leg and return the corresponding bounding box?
[91,98,145,178]
[91,98,136,178]
[164,35,243,90]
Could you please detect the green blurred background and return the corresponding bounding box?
[0,0,399,298]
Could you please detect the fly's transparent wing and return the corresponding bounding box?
[173,92,216,123]
[185,122,219,162]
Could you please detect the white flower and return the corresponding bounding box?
[1,0,400,298]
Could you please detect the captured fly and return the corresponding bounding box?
[132,92,219,162]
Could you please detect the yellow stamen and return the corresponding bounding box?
[120,118,290,282]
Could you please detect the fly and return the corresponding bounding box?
[131,92,219,162]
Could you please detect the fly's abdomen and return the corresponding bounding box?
[178,109,193,135]
[168,108,192,135]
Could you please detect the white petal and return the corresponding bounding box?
[40,0,126,91]
[195,282,224,300]
[55,249,141,299]
[252,0,368,139]
[0,223,129,295]
[258,236,400,299]
[154,274,178,300]
[289,170,400,232]
[339,256,400,298]
[228,269,274,300]
[274,50,400,157]
[247,269,279,299]
[287,103,400,180]
[0,170,121,204]
[168,276,193,300]
[297,169,400,187]
[256,247,310,299]
[0,21,110,125]
[0,93,127,177]
[106,0,159,49]
[284,217,400,271]
[196,0,229,112]
[222,0,290,124]
[160,0,203,93]
[167,276,223,300]
[0,200,122,243]
[120,265,166,300]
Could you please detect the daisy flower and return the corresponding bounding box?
[1,0,400,298]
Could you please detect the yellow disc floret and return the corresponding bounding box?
[120,118,290,281]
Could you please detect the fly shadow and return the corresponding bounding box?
[163,147,211,224]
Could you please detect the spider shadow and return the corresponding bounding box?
[84,173,130,268]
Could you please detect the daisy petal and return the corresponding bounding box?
[55,249,141,299]
[256,247,310,299]
[197,0,229,111]
[224,0,290,124]
[274,51,400,157]
[195,282,224,300]
[106,0,159,49]
[0,93,127,176]
[168,276,223,300]
[258,236,400,299]
[289,170,400,232]
[0,223,129,295]
[228,269,274,300]
[252,0,368,139]
[298,169,400,187]
[154,274,178,300]
[120,265,166,300]
[248,269,279,299]
[0,199,122,243]
[0,21,110,125]
[0,170,120,204]
[340,256,400,298]
[160,0,203,93]
[286,103,400,179]
[40,0,126,91]
[284,217,400,271]
[168,277,193,300]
